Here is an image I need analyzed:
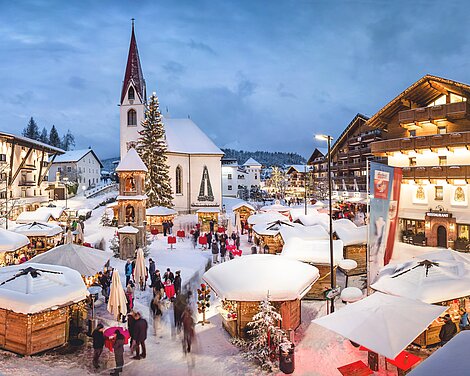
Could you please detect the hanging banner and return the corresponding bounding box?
[368,162,402,285]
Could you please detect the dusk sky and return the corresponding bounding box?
[2,0,470,160]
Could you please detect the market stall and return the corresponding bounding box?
[252,220,293,254]
[203,254,319,338]
[13,222,63,254]
[260,200,291,217]
[197,208,220,232]
[232,202,255,223]
[281,237,344,299]
[371,250,470,348]
[333,219,368,275]
[0,228,31,267]
[146,206,177,233]
[16,206,67,225]
[0,263,89,355]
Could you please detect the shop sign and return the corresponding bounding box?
[426,212,452,218]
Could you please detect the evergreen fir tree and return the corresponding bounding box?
[22,117,40,140]
[61,129,75,151]
[39,127,48,143]
[49,125,62,148]
[137,93,173,207]
[110,233,120,258]
[100,209,111,226]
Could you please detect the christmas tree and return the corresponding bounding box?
[137,93,173,207]
[100,209,112,226]
[246,295,285,370]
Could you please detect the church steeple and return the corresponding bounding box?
[121,19,146,104]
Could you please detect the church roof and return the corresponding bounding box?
[164,118,223,155]
[116,148,148,172]
[243,158,261,167]
[121,21,146,104]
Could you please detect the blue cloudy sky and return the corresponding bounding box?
[1,0,470,159]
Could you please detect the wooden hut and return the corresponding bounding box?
[232,202,255,223]
[333,219,367,275]
[0,229,31,267]
[0,263,89,355]
[281,238,344,299]
[16,206,68,225]
[203,254,319,338]
[13,222,63,254]
[146,206,177,233]
[197,208,220,232]
[252,220,293,254]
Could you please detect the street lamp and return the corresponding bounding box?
[316,134,335,313]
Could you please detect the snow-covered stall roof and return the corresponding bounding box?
[260,201,291,214]
[279,224,329,243]
[281,238,344,265]
[294,213,330,230]
[116,148,148,172]
[409,331,470,376]
[118,225,139,234]
[252,220,294,236]
[146,206,177,216]
[0,228,29,253]
[231,202,256,212]
[196,208,220,213]
[13,222,63,237]
[247,212,287,226]
[164,118,224,155]
[28,244,111,276]
[313,292,447,359]
[16,209,53,224]
[289,206,318,222]
[0,263,89,314]
[371,249,470,304]
[333,219,367,246]
[203,254,319,301]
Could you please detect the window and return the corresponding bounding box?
[228,185,232,191]
[227,174,232,180]
[409,129,416,137]
[0,154,6,162]
[435,186,444,200]
[255,174,258,180]
[127,109,137,126]
[458,224,470,241]
[67,166,72,172]
[125,177,136,192]
[437,126,447,135]
[409,157,416,167]
[439,156,447,166]
[175,166,182,194]
[128,86,135,100]
[57,167,62,172]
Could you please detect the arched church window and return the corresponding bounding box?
[128,86,135,100]
[128,109,137,126]
[125,204,135,223]
[175,166,182,194]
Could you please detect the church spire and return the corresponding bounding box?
[121,19,146,104]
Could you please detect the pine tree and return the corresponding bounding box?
[22,117,40,140]
[137,93,173,207]
[49,125,61,148]
[110,233,120,257]
[100,209,111,226]
[39,127,48,143]
[61,129,75,151]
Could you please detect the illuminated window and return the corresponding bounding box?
[435,186,444,200]
[409,157,416,167]
[437,126,447,135]
[409,129,416,137]
[439,156,447,166]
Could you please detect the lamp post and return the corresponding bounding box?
[4,167,10,230]
[316,134,335,313]
[62,177,69,210]
[304,164,308,215]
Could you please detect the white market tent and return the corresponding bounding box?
[0,228,29,253]
[27,244,111,276]
[13,222,63,237]
[247,212,287,226]
[371,249,470,304]
[0,263,89,314]
[409,331,470,376]
[313,292,447,359]
[146,206,177,216]
[281,238,344,265]
[333,219,368,246]
[203,254,319,301]
[279,224,329,243]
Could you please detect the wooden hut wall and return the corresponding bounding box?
[343,244,367,275]
[234,207,254,222]
[257,233,284,254]
[304,264,337,300]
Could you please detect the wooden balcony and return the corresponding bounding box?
[402,165,470,180]
[399,101,470,125]
[371,131,470,155]
[338,151,348,159]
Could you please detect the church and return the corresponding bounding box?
[119,22,223,213]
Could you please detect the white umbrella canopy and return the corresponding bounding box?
[227,216,233,235]
[107,270,127,320]
[313,292,446,359]
[235,211,242,233]
[76,223,84,243]
[65,229,73,244]
[133,248,146,288]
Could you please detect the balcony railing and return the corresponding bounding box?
[18,180,36,187]
[399,101,470,125]
[338,152,348,159]
[402,165,470,180]
[371,131,470,155]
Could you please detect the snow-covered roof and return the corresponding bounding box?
[117,194,148,201]
[116,148,148,172]
[281,238,344,265]
[333,219,368,246]
[0,263,89,314]
[118,225,139,234]
[371,249,470,304]
[247,212,287,226]
[146,206,177,216]
[164,118,223,155]
[53,149,103,167]
[286,165,312,173]
[0,131,64,154]
[252,220,294,236]
[0,228,29,253]
[279,224,329,243]
[243,158,261,167]
[196,208,220,213]
[313,292,447,359]
[13,222,63,237]
[28,244,111,276]
[17,206,65,224]
[260,201,291,214]
[231,202,256,212]
[294,213,329,230]
[203,254,319,301]
[289,206,319,221]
